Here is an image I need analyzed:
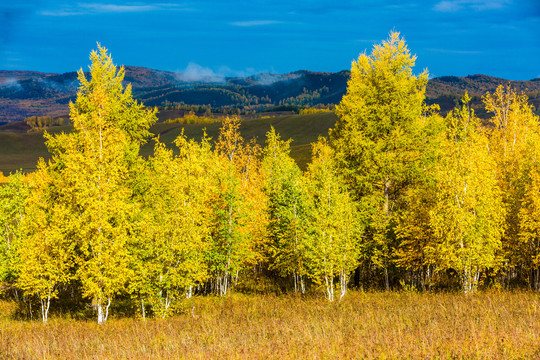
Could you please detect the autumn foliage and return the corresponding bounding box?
[1,34,540,327]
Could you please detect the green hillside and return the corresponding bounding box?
[0,112,338,174]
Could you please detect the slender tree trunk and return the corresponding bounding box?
[28,299,33,320]
[97,297,111,324]
[463,268,470,294]
[140,296,146,321]
[40,293,51,324]
[163,292,172,318]
[13,288,19,303]
[326,275,334,302]
[384,266,390,291]
[339,269,348,301]
[97,303,104,324]
[383,179,391,291]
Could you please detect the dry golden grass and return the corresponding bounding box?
[1,291,539,359]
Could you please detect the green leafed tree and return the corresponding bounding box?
[131,134,212,318]
[0,172,29,297]
[262,127,311,293]
[304,138,362,301]
[208,116,268,295]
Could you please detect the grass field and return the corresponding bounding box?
[0,112,338,174]
[1,291,539,359]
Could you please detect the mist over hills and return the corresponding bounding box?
[1,66,539,123]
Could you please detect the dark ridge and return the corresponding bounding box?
[2,67,540,122]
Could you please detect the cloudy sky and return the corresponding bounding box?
[1,0,539,80]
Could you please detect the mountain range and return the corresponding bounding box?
[1,66,539,123]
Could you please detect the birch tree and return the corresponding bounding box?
[44,45,156,323]
[0,172,29,297]
[394,106,446,290]
[305,138,361,301]
[430,94,504,294]
[330,31,428,289]
[262,127,311,293]
[209,116,267,295]
[519,149,540,290]
[132,135,212,317]
[17,161,74,323]
[484,86,540,286]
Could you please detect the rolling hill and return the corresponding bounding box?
[1,65,539,174]
[0,112,338,174]
[2,66,539,123]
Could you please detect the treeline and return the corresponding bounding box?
[24,115,66,131]
[1,34,540,325]
[164,111,218,124]
[157,88,336,116]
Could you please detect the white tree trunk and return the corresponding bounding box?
[40,292,51,324]
[325,275,334,302]
[462,266,479,294]
[339,269,348,301]
[97,297,111,324]
[140,296,146,321]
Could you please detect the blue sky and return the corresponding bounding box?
[1,0,539,80]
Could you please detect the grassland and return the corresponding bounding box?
[0,112,338,174]
[1,291,539,359]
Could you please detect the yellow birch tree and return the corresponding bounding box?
[430,94,504,293]
[44,45,156,323]
[305,138,361,301]
[331,31,428,289]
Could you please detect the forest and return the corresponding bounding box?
[1,32,540,328]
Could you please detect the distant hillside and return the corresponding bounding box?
[1,66,539,122]
[0,112,338,174]
[426,74,540,118]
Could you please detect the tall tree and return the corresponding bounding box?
[394,106,446,290]
[519,147,540,290]
[330,31,428,289]
[209,116,267,295]
[17,161,75,324]
[0,172,29,298]
[132,135,212,318]
[262,127,311,293]
[305,138,361,301]
[44,45,156,323]
[430,94,504,293]
[484,85,540,287]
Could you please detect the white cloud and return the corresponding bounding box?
[79,3,156,12]
[0,78,22,89]
[176,63,224,83]
[230,20,283,27]
[433,1,462,12]
[427,48,482,54]
[39,3,193,16]
[433,0,510,12]
[174,63,276,84]
[39,10,85,16]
